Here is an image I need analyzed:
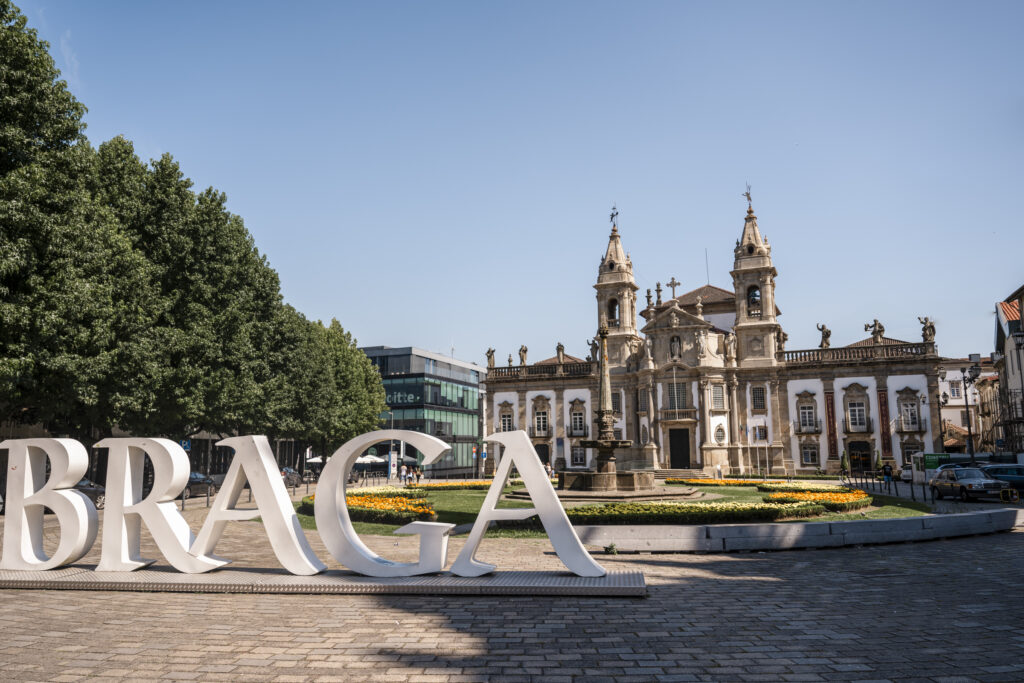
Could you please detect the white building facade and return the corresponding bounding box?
[484,202,943,475]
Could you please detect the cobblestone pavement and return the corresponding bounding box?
[3,492,1024,681]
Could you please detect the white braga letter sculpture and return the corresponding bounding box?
[1,438,98,570]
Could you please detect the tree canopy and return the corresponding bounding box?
[0,0,386,451]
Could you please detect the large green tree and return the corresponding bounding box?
[1,0,387,445]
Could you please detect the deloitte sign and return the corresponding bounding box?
[0,430,605,578]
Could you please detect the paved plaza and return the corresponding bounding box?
[2,491,1024,682]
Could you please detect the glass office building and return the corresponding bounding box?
[361,346,486,476]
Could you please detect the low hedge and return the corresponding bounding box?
[497,501,825,527]
[346,505,436,524]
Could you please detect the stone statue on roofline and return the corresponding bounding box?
[518,345,528,365]
[865,319,885,345]
[816,323,831,349]
[507,354,514,366]
[485,347,495,369]
[918,316,936,343]
[556,342,565,365]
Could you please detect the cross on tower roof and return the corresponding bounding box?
[609,204,619,231]
[667,277,681,299]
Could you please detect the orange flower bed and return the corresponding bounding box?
[766,490,868,504]
[346,493,435,517]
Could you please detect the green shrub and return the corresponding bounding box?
[490,501,823,527]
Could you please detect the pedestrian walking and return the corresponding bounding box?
[415,467,422,484]
[400,463,408,485]
[882,462,893,492]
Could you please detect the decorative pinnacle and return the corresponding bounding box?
[743,183,753,212]
[609,204,619,233]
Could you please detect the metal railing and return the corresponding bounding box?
[895,416,927,433]
[792,419,822,434]
[567,424,589,437]
[843,416,873,433]
[528,425,550,438]
[660,408,698,421]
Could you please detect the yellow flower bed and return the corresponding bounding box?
[346,493,435,517]
[766,490,868,504]
[764,488,871,512]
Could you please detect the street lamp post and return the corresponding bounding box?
[385,410,395,483]
[961,358,982,465]
[938,391,949,453]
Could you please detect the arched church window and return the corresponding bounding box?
[747,286,762,319]
[607,299,619,327]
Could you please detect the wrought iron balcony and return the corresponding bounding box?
[793,419,822,434]
[528,425,550,438]
[660,408,698,421]
[567,425,589,437]
[843,416,873,434]
[895,416,927,433]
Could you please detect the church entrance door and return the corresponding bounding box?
[669,429,691,469]
[849,441,872,472]
[534,443,550,465]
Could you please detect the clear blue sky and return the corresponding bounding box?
[22,1,1024,366]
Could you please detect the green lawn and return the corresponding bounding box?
[290,485,932,537]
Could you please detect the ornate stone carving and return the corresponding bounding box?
[864,319,885,344]
[696,330,707,358]
[556,342,565,365]
[776,328,788,352]
[518,345,528,365]
[646,288,653,308]
[918,316,935,343]
[695,296,703,319]
[816,323,831,349]
[507,354,514,366]
[670,335,682,359]
[486,347,495,369]
[725,332,737,361]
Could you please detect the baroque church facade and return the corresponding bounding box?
[483,201,942,475]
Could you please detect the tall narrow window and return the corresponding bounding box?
[534,411,548,435]
[668,382,687,410]
[799,404,816,429]
[500,414,513,432]
[638,392,649,411]
[751,386,766,411]
[611,393,622,413]
[747,286,762,319]
[712,385,725,410]
[607,299,619,327]
[848,401,866,427]
[949,381,962,399]
[571,411,585,434]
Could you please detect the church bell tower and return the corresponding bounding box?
[730,191,782,367]
[595,206,640,365]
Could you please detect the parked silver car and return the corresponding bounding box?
[929,467,1009,502]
